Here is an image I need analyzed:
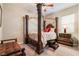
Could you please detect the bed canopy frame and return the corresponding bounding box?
[24,3,58,54]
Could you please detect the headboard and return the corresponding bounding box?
[43,17,58,39]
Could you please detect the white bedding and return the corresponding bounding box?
[28,32,56,47]
[42,32,56,47]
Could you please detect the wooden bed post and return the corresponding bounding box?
[25,15,29,44]
[43,20,46,30]
[55,17,58,41]
[36,3,43,54]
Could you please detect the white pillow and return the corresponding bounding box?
[51,28,55,32]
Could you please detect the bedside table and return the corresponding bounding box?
[57,33,73,46]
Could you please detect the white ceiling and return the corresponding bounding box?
[4,3,78,15]
[43,3,78,15]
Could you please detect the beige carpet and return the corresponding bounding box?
[20,44,79,56]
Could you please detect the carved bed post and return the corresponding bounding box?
[55,17,58,41]
[36,3,43,54]
[25,15,29,44]
[43,20,46,30]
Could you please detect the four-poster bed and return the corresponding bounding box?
[24,3,58,54]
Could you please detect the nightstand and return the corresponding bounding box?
[57,33,73,46]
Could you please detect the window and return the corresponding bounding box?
[61,14,74,33]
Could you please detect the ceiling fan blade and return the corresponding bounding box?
[47,4,53,7]
[42,3,53,7]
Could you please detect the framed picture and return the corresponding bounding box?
[0,5,2,27]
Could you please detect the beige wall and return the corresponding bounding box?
[78,5,79,41]
[0,4,2,41]
[2,4,37,44]
[46,4,79,40]
[2,4,25,44]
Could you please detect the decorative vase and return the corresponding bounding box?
[64,28,66,33]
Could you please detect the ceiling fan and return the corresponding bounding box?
[42,3,54,12]
[42,3,54,7]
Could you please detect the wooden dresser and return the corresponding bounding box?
[57,33,73,46]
